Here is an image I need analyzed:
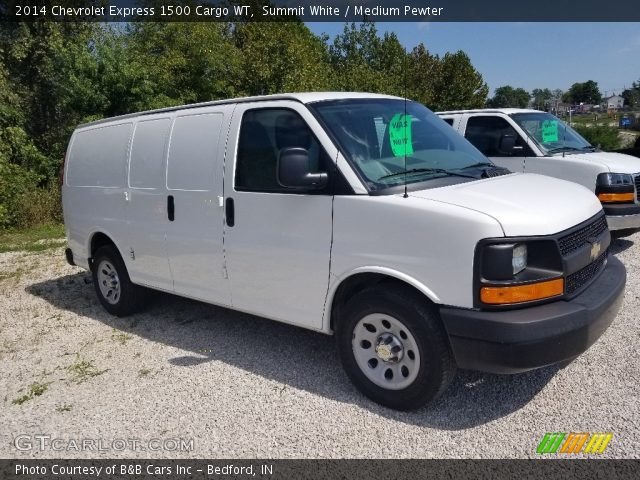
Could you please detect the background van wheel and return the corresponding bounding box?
[91,245,146,317]
[336,286,456,410]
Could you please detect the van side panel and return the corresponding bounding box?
[66,123,131,188]
[63,122,134,269]
[125,117,173,290]
[328,195,504,319]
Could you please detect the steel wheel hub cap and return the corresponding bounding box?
[375,333,404,363]
[352,313,421,390]
[97,260,120,305]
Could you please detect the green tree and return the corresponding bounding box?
[430,51,488,111]
[622,79,640,108]
[407,46,488,111]
[0,61,23,129]
[234,21,330,95]
[565,80,601,104]
[0,21,100,178]
[406,43,441,107]
[329,22,392,93]
[368,31,407,97]
[128,22,241,106]
[531,88,553,110]
[487,86,531,108]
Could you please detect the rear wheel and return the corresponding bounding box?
[91,245,146,316]
[336,285,456,410]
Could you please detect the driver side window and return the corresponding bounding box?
[465,116,527,157]
[235,108,325,193]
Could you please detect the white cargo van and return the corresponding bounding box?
[63,93,625,410]
[437,108,640,236]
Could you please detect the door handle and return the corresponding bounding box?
[167,195,175,221]
[225,197,234,227]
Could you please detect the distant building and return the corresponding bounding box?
[602,95,624,111]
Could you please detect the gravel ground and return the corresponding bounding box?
[0,236,639,459]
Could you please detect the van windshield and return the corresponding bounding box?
[309,99,492,191]
[511,112,593,154]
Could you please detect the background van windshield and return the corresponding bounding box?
[310,99,491,190]
[511,112,592,153]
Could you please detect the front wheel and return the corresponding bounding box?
[336,286,456,410]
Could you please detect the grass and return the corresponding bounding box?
[56,403,73,412]
[67,354,109,384]
[0,267,28,282]
[12,381,52,405]
[111,328,133,345]
[0,223,65,253]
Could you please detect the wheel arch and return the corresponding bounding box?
[324,267,441,333]
[87,230,125,268]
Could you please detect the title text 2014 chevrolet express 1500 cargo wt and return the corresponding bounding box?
[63,93,625,410]
[438,108,640,237]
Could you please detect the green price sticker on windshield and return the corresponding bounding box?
[389,113,413,157]
[541,119,559,143]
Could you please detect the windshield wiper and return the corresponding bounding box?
[547,146,583,154]
[378,167,477,181]
[458,162,494,170]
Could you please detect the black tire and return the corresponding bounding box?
[336,285,457,410]
[91,245,146,317]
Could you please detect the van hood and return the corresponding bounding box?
[554,151,640,174]
[410,173,603,237]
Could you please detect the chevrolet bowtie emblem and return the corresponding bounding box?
[590,241,601,261]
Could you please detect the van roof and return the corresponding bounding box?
[77,92,402,128]
[436,108,543,116]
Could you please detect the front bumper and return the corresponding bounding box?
[440,255,625,374]
[604,204,640,231]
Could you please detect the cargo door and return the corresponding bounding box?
[126,117,173,290]
[164,107,233,306]
[222,102,334,330]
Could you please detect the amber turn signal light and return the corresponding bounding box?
[480,278,564,305]
[597,192,635,203]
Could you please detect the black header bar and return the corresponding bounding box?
[2,0,640,22]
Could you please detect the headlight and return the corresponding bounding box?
[596,172,633,186]
[480,243,528,280]
[512,244,527,275]
[477,239,563,306]
[596,173,635,203]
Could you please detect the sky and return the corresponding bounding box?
[306,22,640,97]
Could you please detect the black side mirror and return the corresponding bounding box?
[499,134,516,152]
[277,147,328,190]
[499,134,524,154]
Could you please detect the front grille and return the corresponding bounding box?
[635,174,640,200]
[565,250,608,295]
[557,214,608,256]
